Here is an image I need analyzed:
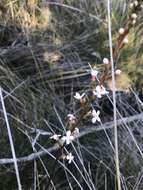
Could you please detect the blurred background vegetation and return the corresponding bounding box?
[0,0,143,189]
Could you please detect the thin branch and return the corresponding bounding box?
[0,113,142,165]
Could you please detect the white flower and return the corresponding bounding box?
[50,134,61,141]
[62,130,74,145]
[67,114,76,121]
[123,37,128,44]
[73,127,79,136]
[93,85,109,98]
[103,58,109,64]
[131,13,137,19]
[115,69,122,75]
[119,28,125,35]
[91,69,98,77]
[91,69,98,81]
[92,109,101,123]
[74,92,85,100]
[66,153,74,164]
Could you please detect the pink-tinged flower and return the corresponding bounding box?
[91,70,98,77]
[93,85,109,98]
[74,92,85,100]
[62,130,74,145]
[91,69,98,81]
[50,134,61,141]
[66,153,74,164]
[67,114,76,121]
[92,109,101,123]
[67,114,76,124]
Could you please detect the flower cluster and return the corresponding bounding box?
[130,1,139,9]
[118,1,140,45]
[49,2,141,166]
[61,130,75,145]
[93,85,109,98]
[50,127,79,164]
[50,128,79,146]
[131,13,138,25]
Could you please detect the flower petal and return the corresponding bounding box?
[92,117,96,124]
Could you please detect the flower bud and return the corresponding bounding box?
[134,1,138,6]
[119,28,125,35]
[132,19,136,25]
[129,3,134,8]
[103,58,109,64]
[131,13,137,19]
[115,69,122,75]
[123,38,129,44]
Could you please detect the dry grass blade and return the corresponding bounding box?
[0,87,22,190]
[107,1,121,190]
